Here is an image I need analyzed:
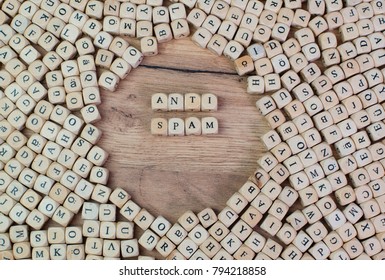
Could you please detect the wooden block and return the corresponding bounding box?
[171,19,190,39]
[270,89,291,110]
[108,188,130,209]
[153,23,173,43]
[9,225,28,245]
[265,109,286,130]
[239,205,262,228]
[373,251,385,260]
[302,128,322,148]
[283,100,305,119]
[151,93,167,111]
[270,142,291,162]
[12,242,31,260]
[188,224,209,245]
[230,219,252,242]
[371,213,385,233]
[186,8,206,28]
[318,32,338,51]
[99,204,116,222]
[324,209,347,230]
[47,183,70,205]
[85,237,103,256]
[257,153,278,173]
[201,14,221,34]
[300,63,322,84]
[167,118,184,136]
[99,221,116,239]
[0,193,16,216]
[276,221,297,246]
[141,36,158,56]
[268,199,289,220]
[308,241,330,260]
[191,27,212,48]
[116,221,134,240]
[369,179,385,198]
[264,41,283,60]
[225,5,244,26]
[355,219,376,240]
[335,221,357,243]
[281,244,303,260]
[250,192,273,214]
[294,28,314,48]
[281,70,300,91]
[45,84,64,105]
[177,237,197,259]
[52,206,74,226]
[321,48,341,67]
[122,46,143,69]
[219,232,241,255]
[81,202,99,221]
[47,228,66,247]
[291,230,313,253]
[63,191,84,214]
[241,232,265,256]
[271,22,289,43]
[234,55,254,76]
[355,185,373,205]
[120,239,139,258]
[298,186,319,207]
[83,86,101,106]
[82,220,100,238]
[168,3,186,21]
[260,214,282,236]
[66,244,85,260]
[217,206,238,228]
[206,34,228,56]
[343,238,364,259]
[226,192,247,214]
[37,195,59,218]
[201,117,218,135]
[90,184,111,204]
[131,208,154,231]
[184,117,201,136]
[102,240,120,258]
[155,236,175,258]
[72,157,93,179]
[196,208,217,228]
[261,238,282,260]
[335,137,356,157]
[279,41,299,64]
[79,104,101,124]
[261,130,281,150]
[240,13,258,32]
[286,134,307,155]
[57,149,78,170]
[165,249,185,260]
[232,245,255,260]
[362,236,382,256]
[302,204,323,224]
[166,223,187,245]
[64,226,83,245]
[361,199,381,219]
[234,27,253,47]
[167,93,183,111]
[150,216,171,237]
[0,212,12,234]
[198,236,220,258]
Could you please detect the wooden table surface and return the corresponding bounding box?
[95,38,269,257]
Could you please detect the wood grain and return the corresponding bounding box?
[95,38,269,257]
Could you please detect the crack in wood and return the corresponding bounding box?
[140,64,238,76]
